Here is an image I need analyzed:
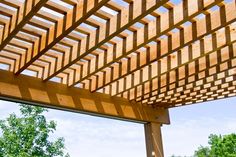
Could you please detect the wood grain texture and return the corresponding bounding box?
[0,69,170,124]
[0,0,236,108]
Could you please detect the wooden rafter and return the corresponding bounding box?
[70,0,225,87]
[106,19,236,96]
[0,0,236,108]
[129,45,236,106]
[42,0,171,81]
[15,0,110,75]
[0,0,48,51]
[89,2,236,93]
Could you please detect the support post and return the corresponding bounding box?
[144,123,164,157]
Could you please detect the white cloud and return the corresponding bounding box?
[47,113,147,157]
[162,116,236,157]
[0,100,20,118]
[0,100,147,157]
[1,99,236,157]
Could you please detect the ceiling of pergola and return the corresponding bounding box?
[1,0,236,108]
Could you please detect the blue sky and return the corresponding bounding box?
[162,97,236,156]
[0,96,236,157]
[0,0,236,156]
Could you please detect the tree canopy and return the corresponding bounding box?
[194,133,236,157]
[0,104,69,157]
[171,133,236,157]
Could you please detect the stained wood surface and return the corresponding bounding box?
[0,69,170,124]
[0,0,236,108]
[145,123,164,157]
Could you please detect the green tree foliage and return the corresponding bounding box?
[0,104,69,157]
[194,134,236,157]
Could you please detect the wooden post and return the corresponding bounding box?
[144,123,164,157]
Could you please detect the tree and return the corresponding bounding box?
[0,104,69,157]
[194,146,210,157]
[194,134,236,157]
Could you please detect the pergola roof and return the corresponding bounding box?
[0,0,236,109]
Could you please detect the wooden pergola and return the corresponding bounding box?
[0,0,236,156]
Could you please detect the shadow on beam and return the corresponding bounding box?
[0,70,170,124]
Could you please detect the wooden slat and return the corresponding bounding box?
[42,0,170,81]
[0,0,48,51]
[70,0,224,87]
[144,70,236,107]
[90,3,236,92]
[0,0,236,108]
[15,0,110,75]
[119,40,236,104]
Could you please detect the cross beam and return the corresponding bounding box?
[0,70,169,124]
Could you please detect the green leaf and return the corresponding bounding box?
[0,104,69,157]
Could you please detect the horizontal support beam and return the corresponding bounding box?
[0,70,169,124]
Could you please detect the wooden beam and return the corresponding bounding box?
[42,0,170,81]
[121,42,236,106]
[0,69,170,124]
[90,2,236,92]
[0,0,48,51]
[0,0,235,108]
[145,123,164,157]
[112,22,236,98]
[142,68,236,107]
[70,0,225,87]
[15,0,110,75]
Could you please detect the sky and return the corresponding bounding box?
[0,96,236,157]
[0,0,236,156]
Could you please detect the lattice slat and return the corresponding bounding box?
[89,2,236,93]
[1,0,236,108]
[14,0,110,75]
[67,0,224,87]
[0,0,47,50]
